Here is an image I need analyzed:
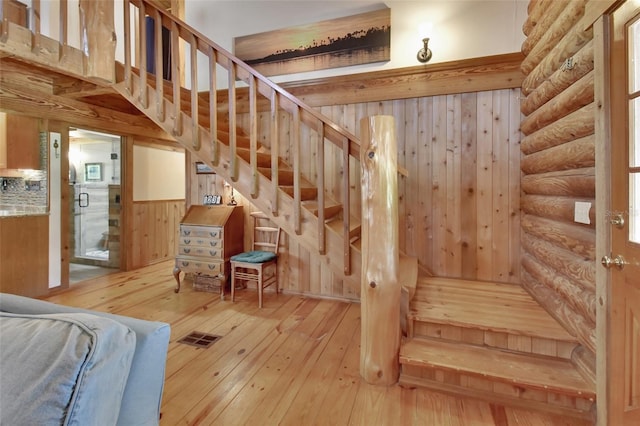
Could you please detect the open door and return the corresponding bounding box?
[606,1,640,424]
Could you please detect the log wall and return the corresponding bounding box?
[520,0,597,356]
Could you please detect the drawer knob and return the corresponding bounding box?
[183,248,191,254]
[181,261,190,267]
[183,230,191,236]
[209,250,217,256]
[184,239,191,245]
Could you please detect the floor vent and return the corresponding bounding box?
[178,332,221,349]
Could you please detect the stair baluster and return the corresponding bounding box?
[270,91,280,215]
[249,74,258,198]
[189,33,199,150]
[153,9,164,122]
[138,1,147,108]
[317,121,326,255]
[170,20,181,137]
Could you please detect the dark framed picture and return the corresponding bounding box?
[85,163,102,181]
[195,162,215,174]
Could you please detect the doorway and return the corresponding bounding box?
[68,128,121,282]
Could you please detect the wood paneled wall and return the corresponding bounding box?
[127,200,185,269]
[205,78,524,300]
[519,1,597,356]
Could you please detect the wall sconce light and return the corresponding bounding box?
[417,37,432,63]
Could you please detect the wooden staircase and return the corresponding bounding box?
[400,277,596,420]
[109,0,364,289]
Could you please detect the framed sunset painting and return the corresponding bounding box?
[234,8,390,77]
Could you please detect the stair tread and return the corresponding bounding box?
[400,338,595,398]
[410,277,577,342]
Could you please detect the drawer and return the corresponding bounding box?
[175,258,224,275]
[180,225,223,239]
[179,236,223,249]
[178,246,222,259]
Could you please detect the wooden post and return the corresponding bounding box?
[79,0,115,83]
[359,115,400,386]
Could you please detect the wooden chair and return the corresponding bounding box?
[230,211,281,308]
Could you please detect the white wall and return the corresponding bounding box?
[186,0,528,88]
[30,0,527,89]
[133,145,185,201]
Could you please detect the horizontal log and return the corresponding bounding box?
[521,135,595,175]
[521,103,594,154]
[521,167,595,197]
[522,253,596,323]
[521,194,595,227]
[522,0,568,55]
[522,39,593,116]
[522,271,596,354]
[522,0,588,75]
[521,70,594,135]
[523,0,549,36]
[521,213,595,260]
[522,231,595,288]
[522,24,592,96]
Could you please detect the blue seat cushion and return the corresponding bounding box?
[231,250,277,263]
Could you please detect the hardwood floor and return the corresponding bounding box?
[43,260,592,425]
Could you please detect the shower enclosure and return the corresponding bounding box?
[69,129,121,268]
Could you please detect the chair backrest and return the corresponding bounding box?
[251,211,281,254]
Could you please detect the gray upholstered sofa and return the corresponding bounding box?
[0,293,171,426]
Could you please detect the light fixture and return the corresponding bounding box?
[417,37,432,63]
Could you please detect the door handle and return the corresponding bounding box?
[78,192,89,208]
[609,213,625,229]
[601,254,628,270]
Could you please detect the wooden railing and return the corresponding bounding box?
[119,0,362,276]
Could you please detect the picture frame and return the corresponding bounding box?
[85,163,103,181]
[234,8,390,77]
[195,162,215,174]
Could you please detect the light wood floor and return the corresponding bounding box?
[44,260,592,425]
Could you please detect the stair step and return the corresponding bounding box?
[400,338,595,399]
[305,203,343,221]
[280,185,318,201]
[410,277,577,343]
[216,129,252,149]
[236,148,272,168]
[326,215,362,241]
[258,167,294,185]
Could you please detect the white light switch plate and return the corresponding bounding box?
[574,201,592,224]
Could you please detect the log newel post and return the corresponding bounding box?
[359,115,400,386]
[79,0,116,83]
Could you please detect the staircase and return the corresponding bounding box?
[110,0,364,288]
[400,276,596,420]
[0,0,596,419]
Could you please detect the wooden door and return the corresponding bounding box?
[608,1,640,424]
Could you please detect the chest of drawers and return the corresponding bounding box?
[173,205,244,299]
